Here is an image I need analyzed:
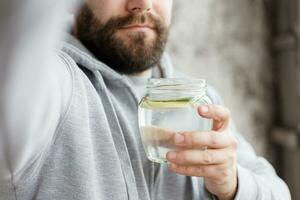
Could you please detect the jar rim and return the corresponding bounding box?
[146,78,207,91]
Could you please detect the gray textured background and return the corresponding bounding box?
[167,0,273,157]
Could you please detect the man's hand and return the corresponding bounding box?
[166,105,238,200]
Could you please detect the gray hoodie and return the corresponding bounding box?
[0,1,291,200]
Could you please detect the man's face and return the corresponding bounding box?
[75,0,173,74]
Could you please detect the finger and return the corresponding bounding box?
[169,163,231,180]
[172,131,236,149]
[198,105,231,131]
[166,148,234,165]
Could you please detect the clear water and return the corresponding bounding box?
[138,99,212,163]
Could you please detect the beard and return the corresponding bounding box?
[74,4,169,75]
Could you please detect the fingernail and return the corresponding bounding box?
[200,106,209,113]
[168,152,177,160]
[174,134,184,144]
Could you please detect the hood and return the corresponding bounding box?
[60,34,176,82]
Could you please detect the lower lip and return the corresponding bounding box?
[121,27,154,32]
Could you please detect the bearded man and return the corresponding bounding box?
[0,0,291,200]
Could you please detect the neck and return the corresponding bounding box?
[129,68,152,77]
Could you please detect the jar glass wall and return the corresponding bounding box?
[138,78,213,164]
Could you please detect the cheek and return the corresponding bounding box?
[153,0,173,26]
[86,0,126,24]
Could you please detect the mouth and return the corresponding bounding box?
[119,24,155,32]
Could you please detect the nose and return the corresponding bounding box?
[127,0,153,14]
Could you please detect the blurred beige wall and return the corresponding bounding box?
[167,0,273,156]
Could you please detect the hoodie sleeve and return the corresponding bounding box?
[206,86,291,200]
[0,0,73,181]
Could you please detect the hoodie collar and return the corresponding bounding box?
[61,34,175,80]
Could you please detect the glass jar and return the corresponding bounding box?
[138,78,213,164]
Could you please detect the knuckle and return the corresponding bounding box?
[220,105,231,117]
[227,153,237,165]
[214,177,226,185]
[203,150,213,164]
[228,153,234,162]
[226,148,236,161]
[221,169,231,177]
[210,134,219,146]
[217,105,231,116]
[231,138,239,150]
[183,132,194,146]
[189,132,205,148]
[232,154,237,163]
